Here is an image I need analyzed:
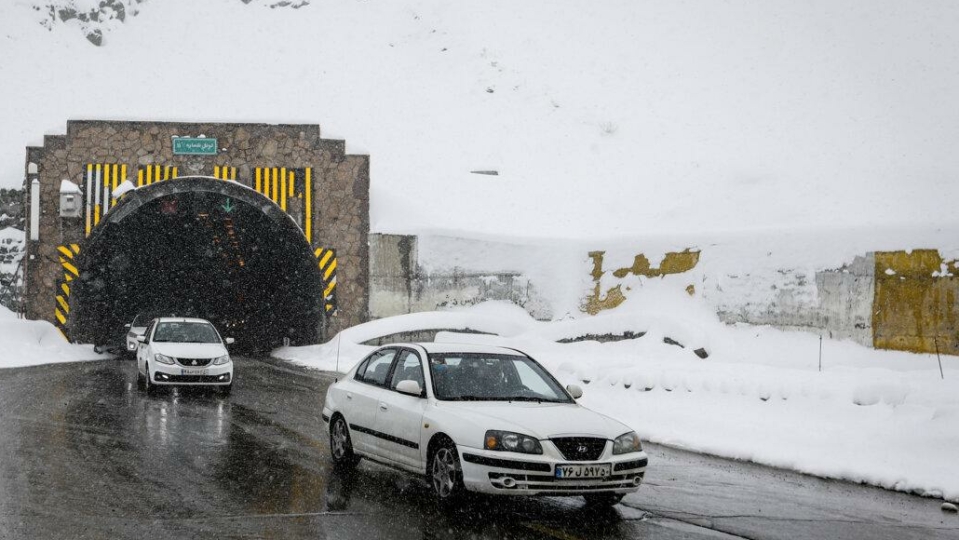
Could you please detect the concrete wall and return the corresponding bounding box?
[715,254,875,346]
[369,233,552,320]
[368,233,958,356]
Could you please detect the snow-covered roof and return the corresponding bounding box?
[59,179,82,194]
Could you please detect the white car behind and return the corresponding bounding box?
[135,317,234,394]
[322,343,647,505]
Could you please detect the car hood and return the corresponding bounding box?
[151,343,226,359]
[436,401,632,441]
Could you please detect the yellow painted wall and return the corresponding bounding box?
[874,250,959,356]
[582,249,699,315]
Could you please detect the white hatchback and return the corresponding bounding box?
[322,343,647,505]
[135,317,235,394]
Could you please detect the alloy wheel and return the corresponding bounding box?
[332,419,349,459]
[431,447,457,498]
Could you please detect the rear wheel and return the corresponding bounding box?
[330,416,359,469]
[429,438,464,503]
[583,493,625,507]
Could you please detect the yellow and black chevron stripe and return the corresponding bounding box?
[84,163,128,235]
[213,166,237,181]
[254,167,312,242]
[137,165,178,186]
[54,244,81,340]
[315,247,337,314]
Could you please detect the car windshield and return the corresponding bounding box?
[427,353,573,403]
[152,322,221,344]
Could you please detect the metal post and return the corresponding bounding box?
[818,335,823,373]
[935,336,944,380]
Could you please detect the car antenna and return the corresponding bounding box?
[334,332,342,382]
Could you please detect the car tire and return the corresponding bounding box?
[143,363,155,394]
[583,493,625,507]
[136,366,145,389]
[329,416,360,469]
[429,438,464,504]
[219,384,232,396]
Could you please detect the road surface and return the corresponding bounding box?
[0,358,955,539]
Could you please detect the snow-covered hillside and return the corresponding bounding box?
[3,0,959,239]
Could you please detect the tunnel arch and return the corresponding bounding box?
[69,176,323,351]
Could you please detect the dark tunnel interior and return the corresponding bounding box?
[70,189,323,352]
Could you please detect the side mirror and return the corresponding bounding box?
[136,335,146,343]
[396,380,423,397]
[124,323,131,329]
[566,384,583,399]
[225,337,235,345]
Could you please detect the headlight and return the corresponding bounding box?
[612,432,643,455]
[212,355,231,365]
[484,430,543,454]
[154,353,175,365]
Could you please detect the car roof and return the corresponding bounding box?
[400,342,528,356]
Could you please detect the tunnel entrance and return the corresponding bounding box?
[69,177,323,352]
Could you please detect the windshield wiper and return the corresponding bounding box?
[504,396,567,403]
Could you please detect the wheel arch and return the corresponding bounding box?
[426,432,455,463]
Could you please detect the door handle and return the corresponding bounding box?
[379,403,388,411]
[346,393,352,399]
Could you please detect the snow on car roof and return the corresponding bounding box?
[412,342,527,356]
[154,317,214,324]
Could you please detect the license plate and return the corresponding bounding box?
[555,463,611,479]
[181,368,205,375]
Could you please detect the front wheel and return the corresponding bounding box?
[429,439,464,503]
[583,493,625,507]
[143,363,155,394]
[330,416,359,469]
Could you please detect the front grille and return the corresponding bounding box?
[550,437,607,461]
[175,357,212,367]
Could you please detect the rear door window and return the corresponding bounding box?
[358,349,398,387]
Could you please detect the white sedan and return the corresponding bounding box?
[135,317,235,394]
[322,343,647,505]
[124,313,157,356]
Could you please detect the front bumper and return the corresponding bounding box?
[150,362,233,386]
[457,445,647,496]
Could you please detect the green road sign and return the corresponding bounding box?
[172,137,218,155]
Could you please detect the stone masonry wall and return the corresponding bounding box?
[24,120,369,338]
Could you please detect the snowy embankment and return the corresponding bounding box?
[275,301,959,502]
[0,306,108,368]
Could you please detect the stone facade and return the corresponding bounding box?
[23,120,369,337]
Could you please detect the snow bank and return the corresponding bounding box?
[0,306,109,368]
[274,301,959,502]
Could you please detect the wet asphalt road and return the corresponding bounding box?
[0,358,956,540]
